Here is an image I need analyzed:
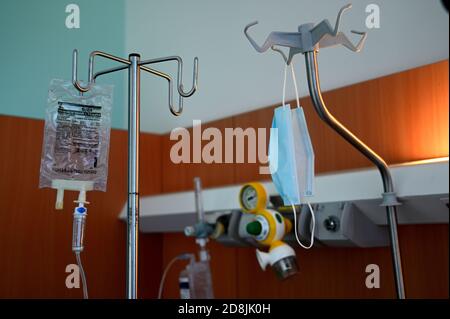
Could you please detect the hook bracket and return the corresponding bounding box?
[244,3,367,64]
[71,50,199,116]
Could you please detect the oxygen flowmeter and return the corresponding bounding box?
[239,183,298,280]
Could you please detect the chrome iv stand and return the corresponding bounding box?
[244,3,405,299]
[72,49,199,299]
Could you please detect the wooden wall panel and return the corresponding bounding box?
[0,115,163,298]
[236,246,395,299]
[162,118,236,192]
[161,60,449,299]
[231,107,273,184]
[398,224,449,298]
[235,224,449,299]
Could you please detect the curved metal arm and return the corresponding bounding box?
[140,65,183,116]
[72,49,91,92]
[305,51,405,299]
[310,4,352,42]
[139,55,199,98]
[347,30,367,52]
[304,51,393,192]
[244,21,268,53]
[311,4,367,52]
[319,30,367,52]
[244,22,302,54]
[245,22,305,66]
[72,49,194,116]
[72,49,130,93]
[271,46,289,64]
[333,3,352,37]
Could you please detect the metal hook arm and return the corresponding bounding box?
[311,3,367,52]
[244,21,270,53]
[72,49,131,92]
[72,49,90,92]
[244,21,298,53]
[178,56,199,98]
[140,65,183,116]
[333,3,353,36]
[310,3,352,43]
[318,30,367,52]
[139,55,198,116]
[72,49,193,116]
[270,46,288,64]
[348,30,368,52]
[245,22,304,65]
[139,55,199,98]
[93,62,172,82]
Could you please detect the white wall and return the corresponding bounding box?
[126,0,449,133]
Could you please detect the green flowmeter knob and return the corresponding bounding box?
[246,220,262,236]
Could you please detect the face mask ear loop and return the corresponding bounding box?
[282,63,288,107]
[290,63,301,109]
[291,201,315,249]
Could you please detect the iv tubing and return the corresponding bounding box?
[158,253,194,299]
[75,251,89,299]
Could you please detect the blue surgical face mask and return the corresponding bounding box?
[269,64,315,206]
[269,105,314,206]
[269,62,316,250]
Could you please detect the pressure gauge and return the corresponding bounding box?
[239,182,267,213]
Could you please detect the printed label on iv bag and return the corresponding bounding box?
[53,102,101,175]
[39,79,113,192]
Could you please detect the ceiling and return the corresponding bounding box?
[125,0,449,134]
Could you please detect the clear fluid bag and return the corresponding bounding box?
[39,79,113,192]
[187,260,214,299]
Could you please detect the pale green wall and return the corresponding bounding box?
[0,0,127,129]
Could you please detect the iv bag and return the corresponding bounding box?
[187,261,214,299]
[39,79,113,192]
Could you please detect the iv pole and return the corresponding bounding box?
[244,3,405,299]
[72,50,199,299]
